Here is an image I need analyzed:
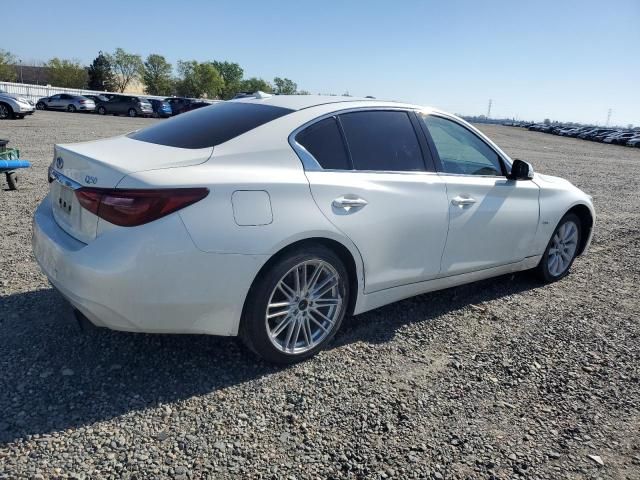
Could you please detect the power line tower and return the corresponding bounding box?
[487,99,492,119]
[606,108,612,127]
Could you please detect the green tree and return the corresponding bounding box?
[239,77,273,94]
[0,49,17,82]
[273,77,297,95]
[175,61,224,98]
[46,58,88,88]
[212,61,244,99]
[142,54,173,96]
[108,48,143,92]
[88,52,115,91]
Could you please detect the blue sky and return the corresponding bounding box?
[4,0,639,125]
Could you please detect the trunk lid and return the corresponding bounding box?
[49,135,212,243]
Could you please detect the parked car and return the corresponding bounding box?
[181,100,215,113]
[626,136,640,147]
[34,96,595,364]
[36,94,95,112]
[164,97,202,115]
[95,95,153,117]
[603,132,637,145]
[147,99,173,118]
[0,88,35,119]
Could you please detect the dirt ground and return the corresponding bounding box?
[0,111,638,479]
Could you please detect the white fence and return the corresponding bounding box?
[0,81,170,103]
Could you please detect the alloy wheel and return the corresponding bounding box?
[0,104,8,119]
[547,220,579,277]
[266,259,343,354]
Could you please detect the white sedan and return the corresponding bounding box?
[33,95,595,363]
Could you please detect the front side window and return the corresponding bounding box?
[295,117,350,170]
[339,111,424,172]
[420,114,503,176]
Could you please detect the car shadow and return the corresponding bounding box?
[0,272,542,443]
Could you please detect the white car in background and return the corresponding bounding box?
[0,88,35,119]
[33,95,595,363]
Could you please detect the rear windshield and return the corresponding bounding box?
[128,102,293,149]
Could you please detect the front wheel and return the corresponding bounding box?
[36,102,46,110]
[536,213,581,282]
[241,245,349,364]
[0,103,12,120]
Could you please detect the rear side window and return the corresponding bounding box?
[295,117,350,170]
[129,102,294,149]
[339,111,424,171]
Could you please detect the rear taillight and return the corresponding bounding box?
[75,187,209,227]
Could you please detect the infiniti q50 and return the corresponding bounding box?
[33,95,595,363]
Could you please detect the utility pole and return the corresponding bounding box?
[19,59,23,83]
[487,99,492,119]
[606,108,612,127]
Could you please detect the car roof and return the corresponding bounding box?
[229,94,423,112]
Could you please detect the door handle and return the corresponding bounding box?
[332,195,368,210]
[451,196,477,206]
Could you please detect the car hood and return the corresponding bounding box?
[0,92,19,101]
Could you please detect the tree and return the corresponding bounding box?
[297,90,311,95]
[46,58,88,88]
[212,61,244,99]
[239,77,273,94]
[175,61,224,98]
[142,54,173,96]
[88,52,115,91]
[108,48,143,92]
[273,77,297,95]
[0,49,17,82]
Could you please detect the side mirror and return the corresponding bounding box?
[509,159,534,180]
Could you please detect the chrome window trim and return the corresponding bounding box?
[50,170,83,190]
[288,106,428,174]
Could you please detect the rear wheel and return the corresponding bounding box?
[0,103,12,120]
[128,108,137,117]
[241,245,349,364]
[97,106,106,115]
[536,213,581,282]
[67,104,77,113]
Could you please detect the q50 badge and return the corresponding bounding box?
[85,175,98,185]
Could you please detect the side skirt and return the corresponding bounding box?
[353,255,542,315]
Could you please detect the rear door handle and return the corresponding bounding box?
[451,196,477,206]
[332,195,368,210]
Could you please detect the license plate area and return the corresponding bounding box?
[56,184,74,217]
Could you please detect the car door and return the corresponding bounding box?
[296,109,450,293]
[110,96,125,114]
[60,94,73,109]
[48,94,62,109]
[418,113,539,276]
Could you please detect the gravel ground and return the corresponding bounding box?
[1,111,639,479]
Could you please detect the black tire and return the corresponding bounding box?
[6,172,18,190]
[128,108,137,117]
[240,245,349,364]
[0,102,12,120]
[36,102,46,110]
[14,114,25,120]
[67,104,77,113]
[535,212,581,283]
[97,106,106,115]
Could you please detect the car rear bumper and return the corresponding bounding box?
[32,195,267,336]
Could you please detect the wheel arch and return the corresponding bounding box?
[566,203,594,255]
[241,236,363,328]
